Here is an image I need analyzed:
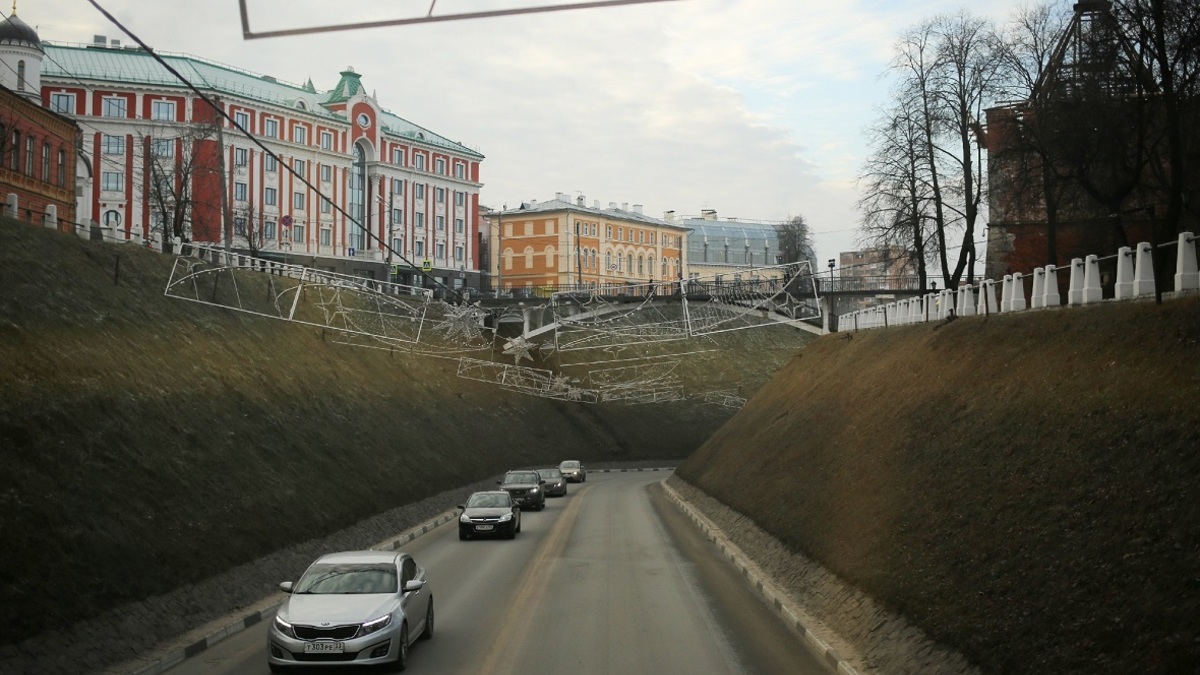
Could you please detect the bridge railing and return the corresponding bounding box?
[839,234,1199,331]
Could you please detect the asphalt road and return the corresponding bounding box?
[165,471,831,675]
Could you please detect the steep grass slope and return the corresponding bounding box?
[678,297,1200,674]
[0,219,809,645]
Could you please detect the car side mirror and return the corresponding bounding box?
[457,504,465,510]
[403,579,426,593]
[279,581,294,593]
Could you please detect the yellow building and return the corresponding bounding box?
[490,194,689,295]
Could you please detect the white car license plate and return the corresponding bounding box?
[304,642,345,654]
[476,524,494,531]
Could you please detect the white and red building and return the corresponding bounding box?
[33,30,484,289]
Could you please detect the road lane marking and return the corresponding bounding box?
[477,484,591,674]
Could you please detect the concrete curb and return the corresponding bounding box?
[125,511,460,675]
[661,479,862,675]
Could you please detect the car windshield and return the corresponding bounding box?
[561,462,579,469]
[467,493,508,508]
[503,473,538,484]
[539,470,562,479]
[295,563,397,594]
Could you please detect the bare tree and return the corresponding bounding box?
[857,104,934,287]
[141,120,221,252]
[773,215,817,268]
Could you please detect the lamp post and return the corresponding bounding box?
[827,258,835,289]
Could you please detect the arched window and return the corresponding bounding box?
[605,251,612,271]
[348,142,366,250]
[10,131,20,172]
[627,253,633,275]
[544,246,555,268]
[17,60,25,91]
[103,210,122,226]
[637,255,644,275]
[523,246,534,269]
[503,248,514,271]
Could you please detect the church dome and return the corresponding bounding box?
[0,12,43,51]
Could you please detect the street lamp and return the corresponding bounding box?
[827,259,835,286]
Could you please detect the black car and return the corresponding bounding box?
[497,470,546,511]
[537,468,568,497]
[458,491,521,540]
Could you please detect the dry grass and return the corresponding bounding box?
[679,296,1200,673]
[0,218,811,644]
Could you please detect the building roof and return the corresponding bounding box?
[0,12,41,51]
[498,197,688,230]
[40,42,482,159]
[682,218,780,242]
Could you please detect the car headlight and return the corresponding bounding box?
[530,487,540,493]
[498,512,513,522]
[357,614,392,638]
[460,513,471,523]
[274,615,297,639]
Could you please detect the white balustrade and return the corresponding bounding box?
[1043,265,1061,307]
[1115,246,1135,299]
[1031,268,1046,309]
[1010,273,1027,311]
[1133,242,1155,297]
[1083,255,1102,304]
[1175,232,1198,291]
[958,285,976,317]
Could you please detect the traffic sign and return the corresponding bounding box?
[281,215,292,227]
[421,259,432,272]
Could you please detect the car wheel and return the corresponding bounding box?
[389,623,409,672]
[420,599,434,640]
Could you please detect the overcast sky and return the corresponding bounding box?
[25,0,1022,262]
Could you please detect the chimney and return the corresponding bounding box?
[702,209,717,221]
[110,39,122,48]
[608,202,618,210]
[632,204,643,215]
[555,192,568,202]
[576,195,585,206]
[593,200,600,209]
[622,203,629,211]
[93,35,107,47]
[663,210,675,223]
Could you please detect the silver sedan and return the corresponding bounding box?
[267,550,433,671]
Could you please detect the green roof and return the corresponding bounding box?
[42,42,482,159]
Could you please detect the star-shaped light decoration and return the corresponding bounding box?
[503,337,537,364]
[438,303,487,343]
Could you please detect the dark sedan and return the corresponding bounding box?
[537,468,568,497]
[497,470,546,511]
[458,491,521,540]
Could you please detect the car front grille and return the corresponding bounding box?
[295,625,359,640]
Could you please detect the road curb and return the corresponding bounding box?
[124,511,459,675]
[661,479,862,675]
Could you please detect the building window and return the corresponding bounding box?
[320,228,332,246]
[415,240,425,257]
[414,184,425,200]
[293,223,305,243]
[57,149,66,186]
[436,187,445,203]
[455,245,464,262]
[101,171,124,192]
[627,253,634,273]
[102,134,124,155]
[103,210,121,227]
[435,158,446,175]
[102,97,127,118]
[151,100,175,121]
[454,162,465,179]
[293,159,306,175]
[414,212,425,229]
[455,191,464,207]
[234,147,248,166]
[234,110,250,130]
[393,179,404,195]
[264,187,277,206]
[393,148,406,166]
[293,192,306,209]
[264,118,278,138]
[265,155,277,172]
[150,138,173,158]
[24,137,34,176]
[321,197,332,214]
[392,235,403,253]
[50,93,74,114]
[41,144,51,182]
[392,209,403,224]
[16,60,26,91]
[436,243,446,260]
[292,124,307,145]
[265,220,276,240]
[414,154,425,171]
[320,164,331,182]
[320,131,333,151]
[9,131,18,171]
[455,218,464,234]
[233,217,247,235]
[348,142,366,251]
[234,182,248,202]
[436,215,445,231]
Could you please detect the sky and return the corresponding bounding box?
[22,0,1024,263]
